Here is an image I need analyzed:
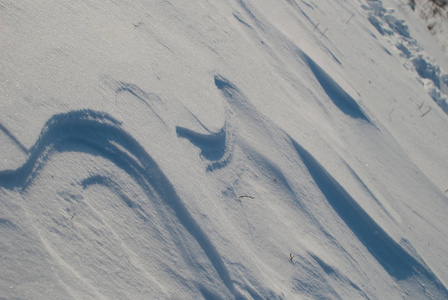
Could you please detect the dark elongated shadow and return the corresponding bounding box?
[0,123,28,155]
[299,52,373,124]
[0,109,245,299]
[289,136,448,297]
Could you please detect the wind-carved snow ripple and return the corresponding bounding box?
[116,82,167,125]
[175,74,448,297]
[298,52,373,124]
[81,175,150,222]
[212,74,439,287]
[0,109,245,299]
[176,123,234,172]
[290,137,448,297]
[214,74,264,115]
[175,77,238,172]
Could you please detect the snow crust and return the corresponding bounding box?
[1,0,448,299]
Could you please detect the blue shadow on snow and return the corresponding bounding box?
[289,135,448,296]
[0,109,246,300]
[300,53,372,124]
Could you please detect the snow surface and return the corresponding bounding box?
[1,0,448,299]
[412,0,448,56]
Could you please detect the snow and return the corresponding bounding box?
[1,0,448,299]
[411,0,448,55]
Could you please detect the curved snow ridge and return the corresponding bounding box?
[81,175,150,222]
[289,136,448,297]
[176,126,227,161]
[232,3,366,122]
[115,81,167,125]
[214,74,244,106]
[0,110,122,190]
[116,82,163,107]
[298,51,374,125]
[343,161,402,224]
[214,74,268,121]
[307,253,370,300]
[175,75,240,172]
[176,122,234,172]
[0,109,246,299]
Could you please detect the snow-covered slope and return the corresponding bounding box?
[411,0,448,55]
[1,0,448,299]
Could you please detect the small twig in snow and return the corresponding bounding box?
[420,107,432,117]
[320,28,328,39]
[346,13,355,24]
[239,195,255,199]
[71,212,76,220]
[388,108,395,118]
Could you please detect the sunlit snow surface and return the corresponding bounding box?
[1,0,448,299]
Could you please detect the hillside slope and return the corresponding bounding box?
[1,0,448,299]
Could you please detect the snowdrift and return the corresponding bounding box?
[2,0,448,299]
